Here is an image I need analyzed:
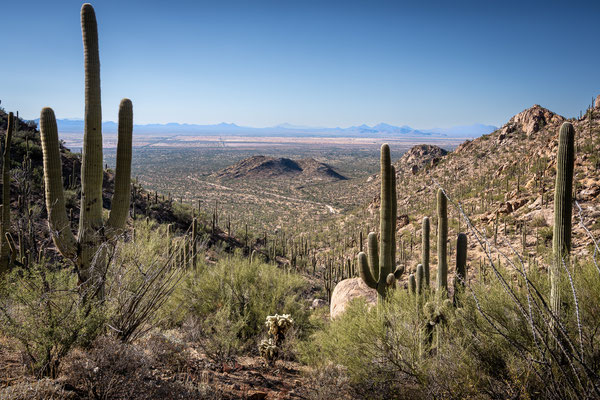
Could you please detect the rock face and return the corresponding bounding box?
[214,155,346,181]
[395,144,448,175]
[498,104,565,137]
[329,277,377,320]
[595,95,600,109]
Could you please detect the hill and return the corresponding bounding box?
[355,101,600,282]
[213,155,347,181]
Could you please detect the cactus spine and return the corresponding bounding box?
[0,112,13,272]
[551,122,575,325]
[436,188,448,294]
[422,217,430,286]
[358,144,398,299]
[39,4,132,286]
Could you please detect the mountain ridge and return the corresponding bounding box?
[31,118,497,138]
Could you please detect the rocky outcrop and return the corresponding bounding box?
[595,95,600,109]
[498,105,565,138]
[395,144,448,175]
[329,277,377,320]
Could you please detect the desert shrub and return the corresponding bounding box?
[531,214,548,228]
[163,255,309,357]
[538,226,553,245]
[301,258,600,399]
[105,221,184,343]
[183,308,243,365]
[63,189,79,209]
[63,336,150,399]
[300,292,431,399]
[0,264,105,378]
[141,332,190,373]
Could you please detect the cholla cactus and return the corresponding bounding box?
[258,338,278,366]
[265,313,294,344]
[259,313,294,366]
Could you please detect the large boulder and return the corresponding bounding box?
[329,277,377,320]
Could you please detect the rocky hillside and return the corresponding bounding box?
[354,98,600,288]
[214,155,347,181]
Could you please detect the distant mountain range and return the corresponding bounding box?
[33,118,497,138]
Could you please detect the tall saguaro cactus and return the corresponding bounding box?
[0,112,13,272]
[422,216,430,286]
[358,144,401,299]
[551,122,575,324]
[40,4,132,285]
[437,188,448,293]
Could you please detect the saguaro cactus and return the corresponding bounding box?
[416,263,424,296]
[551,122,575,324]
[391,166,397,270]
[358,144,401,299]
[40,4,132,285]
[422,217,430,286]
[437,188,448,293]
[454,233,467,305]
[0,112,13,272]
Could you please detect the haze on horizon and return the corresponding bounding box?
[1,0,598,129]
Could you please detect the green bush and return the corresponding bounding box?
[0,264,105,378]
[301,259,600,399]
[163,255,309,356]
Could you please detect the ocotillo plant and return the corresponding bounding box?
[551,122,575,326]
[422,217,430,286]
[437,188,448,294]
[39,4,132,287]
[358,144,401,299]
[0,112,13,272]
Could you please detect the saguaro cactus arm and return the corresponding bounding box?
[79,3,104,233]
[106,98,133,234]
[358,251,377,288]
[39,108,77,258]
[379,144,393,279]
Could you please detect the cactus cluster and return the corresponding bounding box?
[39,4,132,287]
[358,144,402,299]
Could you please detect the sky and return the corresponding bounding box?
[1,0,599,129]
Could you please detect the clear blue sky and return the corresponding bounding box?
[1,0,598,128]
